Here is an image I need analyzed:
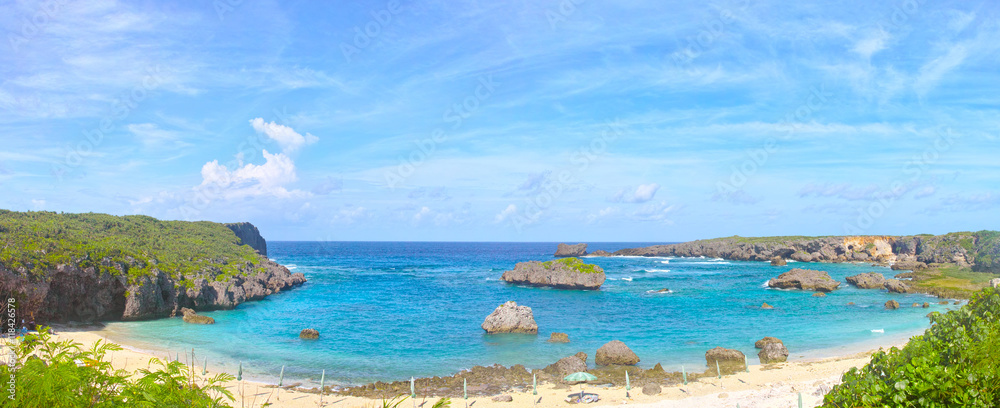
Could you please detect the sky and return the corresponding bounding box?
[1,0,998,242]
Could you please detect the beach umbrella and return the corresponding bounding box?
[278,365,285,387]
[532,373,537,396]
[410,376,416,398]
[563,372,597,399]
[320,369,326,406]
[463,378,468,399]
[237,361,243,381]
[625,371,631,391]
[202,357,207,375]
[681,365,687,385]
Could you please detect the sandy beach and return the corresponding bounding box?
[28,328,908,408]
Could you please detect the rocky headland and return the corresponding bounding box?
[0,210,305,323]
[554,243,588,257]
[501,258,606,290]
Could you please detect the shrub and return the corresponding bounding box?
[822,287,1000,407]
[2,327,235,407]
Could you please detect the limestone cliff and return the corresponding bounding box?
[225,222,268,257]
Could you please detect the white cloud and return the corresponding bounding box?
[197,149,306,200]
[851,30,889,59]
[914,45,968,96]
[494,204,518,223]
[128,123,188,148]
[250,118,319,153]
[631,201,677,223]
[609,183,660,203]
[587,206,619,223]
[31,199,46,210]
[331,206,371,225]
[413,206,433,223]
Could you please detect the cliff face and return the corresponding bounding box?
[225,222,268,257]
[1,258,305,322]
[601,232,999,271]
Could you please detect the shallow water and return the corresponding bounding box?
[100,242,954,385]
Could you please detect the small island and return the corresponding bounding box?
[500,257,606,290]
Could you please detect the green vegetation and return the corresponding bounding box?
[542,257,602,274]
[0,210,265,285]
[970,230,1000,273]
[2,327,236,407]
[907,264,997,299]
[823,287,1000,407]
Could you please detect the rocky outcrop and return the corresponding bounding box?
[180,307,215,324]
[300,328,320,339]
[2,256,306,323]
[885,300,900,309]
[588,250,611,256]
[542,354,587,376]
[891,261,927,271]
[812,292,826,297]
[767,269,841,292]
[555,243,588,257]
[575,352,588,363]
[225,222,268,257]
[990,278,1000,288]
[501,259,605,290]
[758,343,789,364]
[595,340,640,366]
[705,347,746,375]
[755,337,782,349]
[883,279,910,293]
[845,272,886,289]
[548,332,570,343]
[481,301,538,334]
[761,302,774,310]
[770,257,786,266]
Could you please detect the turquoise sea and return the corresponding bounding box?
[99,242,956,386]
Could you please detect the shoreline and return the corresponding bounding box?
[44,327,916,408]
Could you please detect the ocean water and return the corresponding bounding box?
[99,242,956,385]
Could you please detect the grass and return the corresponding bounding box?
[905,264,996,299]
[542,257,602,274]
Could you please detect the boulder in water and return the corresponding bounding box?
[885,300,900,310]
[883,279,910,293]
[845,272,886,289]
[767,269,841,292]
[548,332,570,343]
[300,328,320,339]
[501,259,605,290]
[595,340,639,366]
[770,257,787,266]
[481,301,539,334]
[180,307,215,324]
[812,292,826,297]
[554,243,587,257]
[761,302,774,310]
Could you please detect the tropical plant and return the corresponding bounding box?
[822,287,1000,407]
[2,327,235,407]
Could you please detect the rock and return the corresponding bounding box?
[759,342,789,364]
[923,302,930,308]
[939,301,949,305]
[554,243,588,257]
[705,347,745,375]
[883,279,910,294]
[990,278,1000,288]
[761,302,774,309]
[225,222,268,256]
[548,332,570,343]
[500,259,605,290]
[542,355,587,376]
[812,292,826,297]
[652,288,671,293]
[954,301,961,305]
[300,328,320,339]
[755,337,782,349]
[180,307,215,324]
[767,269,841,292]
[790,251,814,262]
[492,395,513,402]
[912,303,921,307]
[641,383,661,396]
[575,352,588,363]
[847,302,855,305]
[481,301,538,334]
[890,261,927,271]
[885,300,900,310]
[770,257,787,266]
[588,250,611,256]
[595,340,640,366]
[845,272,886,289]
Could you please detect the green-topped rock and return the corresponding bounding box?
[501,258,605,290]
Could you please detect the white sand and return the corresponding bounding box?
[11,328,909,408]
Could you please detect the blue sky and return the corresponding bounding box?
[1,0,998,242]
